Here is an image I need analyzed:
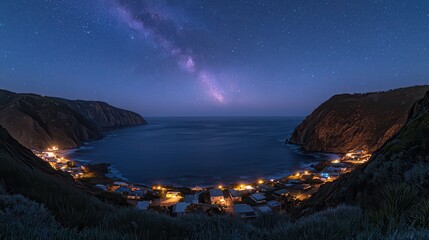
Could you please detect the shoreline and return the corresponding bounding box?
[61,142,340,189]
[34,144,371,216]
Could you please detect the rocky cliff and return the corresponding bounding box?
[55,98,147,128]
[289,85,429,153]
[298,90,429,215]
[0,90,146,150]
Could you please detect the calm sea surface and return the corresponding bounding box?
[66,117,336,186]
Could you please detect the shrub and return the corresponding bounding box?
[410,199,429,228]
[184,214,261,240]
[0,190,60,239]
[100,208,191,239]
[270,205,364,240]
[371,183,419,232]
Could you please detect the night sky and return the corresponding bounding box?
[0,1,428,116]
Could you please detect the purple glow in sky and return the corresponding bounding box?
[1,0,428,116]
[112,1,226,103]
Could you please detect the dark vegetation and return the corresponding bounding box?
[2,186,429,239]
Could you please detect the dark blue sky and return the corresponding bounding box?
[0,0,428,116]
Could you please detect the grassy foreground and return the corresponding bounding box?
[1,183,429,240]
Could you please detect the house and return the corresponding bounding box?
[267,200,281,210]
[272,189,289,197]
[228,189,242,202]
[173,202,190,215]
[94,184,107,191]
[286,179,301,185]
[113,181,128,187]
[114,186,130,195]
[210,189,225,205]
[128,190,146,200]
[292,184,311,190]
[166,191,181,199]
[257,205,272,214]
[184,195,199,204]
[250,193,267,204]
[135,201,150,211]
[258,184,274,192]
[234,204,256,219]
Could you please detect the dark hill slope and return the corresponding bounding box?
[0,126,112,227]
[54,98,147,128]
[0,90,101,150]
[298,91,429,215]
[289,85,429,153]
[0,89,146,150]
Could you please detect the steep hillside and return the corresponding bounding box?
[298,91,429,215]
[0,89,146,150]
[0,90,101,150]
[0,125,112,228]
[55,98,146,128]
[289,85,429,153]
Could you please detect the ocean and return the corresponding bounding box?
[66,117,337,186]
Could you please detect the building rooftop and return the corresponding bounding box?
[267,200,281,208]
[234,204,254,214]
[258,205,272,213]
[115,186,130,194]
[234,204,256,218]
[273,189,289,196]
[210,189,223,197]
[135,201,150,210]
[129,190,145,196]
[173,202,190,213]
[113,181,128,187]
[228,189,240,197]
[250,193,267,202]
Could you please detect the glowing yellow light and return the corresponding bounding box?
[304,171,309,175]
[332,159,340,164]
[258,179,264,184]
[295,172,301,177]
[245,185,253,190]
[218,185,223,189]
[48,146,59,151]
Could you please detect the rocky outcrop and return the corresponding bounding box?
[0,89,146,150]
[289,85,429,153]
[54,98,147,128]
[297,91,429,215]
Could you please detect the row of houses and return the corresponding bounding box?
[132,150,373,217]
[207,185,285,218]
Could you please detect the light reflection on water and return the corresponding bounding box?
[67,117,337,186]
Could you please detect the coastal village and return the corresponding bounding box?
[34,146,371,218]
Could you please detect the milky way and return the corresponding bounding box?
[111,1,226,103]
[1,0,428,116]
